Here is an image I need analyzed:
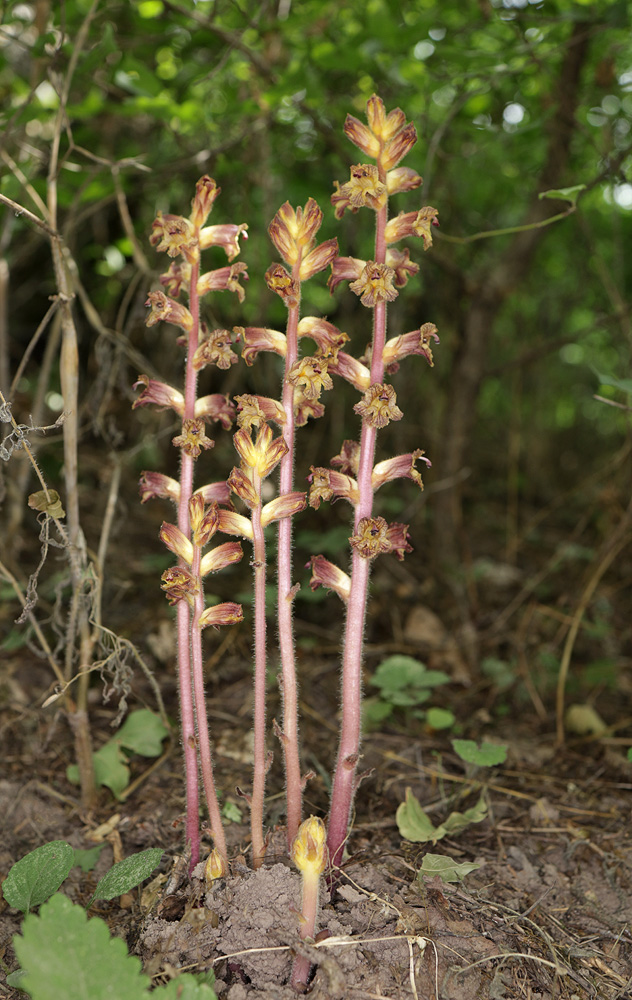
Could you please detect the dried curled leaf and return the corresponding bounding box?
[28,490,65,519]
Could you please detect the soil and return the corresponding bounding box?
[1,501,631,999]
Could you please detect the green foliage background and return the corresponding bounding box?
[1,0,631,574]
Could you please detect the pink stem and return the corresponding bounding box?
[175,257,206,871]
[191,550,228,864]
[327,199,388,874]
[251,471,268,868]
[277,266,302,849]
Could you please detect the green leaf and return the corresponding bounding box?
[91,848,163,903]
[3,841,74,913]
[452,739,507,767]
[396,788,439,843]
[6,968,28,989]
[13,893,149,1000]
[538,184,586,206]
[417,853,481,884]
[441,795,488,835]
[153,974,217,999]
[397,789,488,844]
[116,710,170,757]
[425,707,456,730]
[67,740,130,799]
[595,371,632,394]
[627,748,632,762]
[73,844,106,874]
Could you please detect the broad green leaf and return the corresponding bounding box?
[67,740,130,799]
[595,371,632,394]
[73,844,106,874]
[91,848,163,903]
[6,968,28,989]
[452,739,507,767]
[417,853,481,884]
[154,973,217,999]
[3,841,74,913]
[13,893,149,1000]
[396,788,439,843]
[627,748,632,762]
[441,795,488,835]
[116,710,170,757]
[538,184,586,206]
[425,707,456,730]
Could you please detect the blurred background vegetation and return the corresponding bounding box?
[1,0,630,663]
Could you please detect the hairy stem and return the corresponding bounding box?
[251,471,268,868]
[327,200,388,873]
[277,262,303,848]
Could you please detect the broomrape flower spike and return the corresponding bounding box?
[135,175,247,871]
[133,98,435,902]
[322,94,439,876]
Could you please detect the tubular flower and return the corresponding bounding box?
[146,290,194,332]
[160,566,199,606]
[260,491,307,528]
[193,481,232,506]
[268,199,324,265]
[234,394,286,431]
[354,383,403,428]
[331,164,387,219]
[197,262,248,302]
[380,122,417,171]
[238,326,287,366]
[139,471,180,505]
[385,247,419,288]
[341,115,381,159]
[327,256,365,294]
[330,439,360,476]
[349,261,398,307]
[372,450,431,492]
[384,521,413,561]
[292,816,328,877]
[287,357,333,401]
[234,423,288,479]
[366,94,406,141]
[217,507,254,540]
[195,394,235,430]
[298,317,349,361]
[386,167,423,195]
[308,467,359,509]
[133,375,184,415]
[385,207,439,250]
[294,390,325,427]
[299,238,339,282]
[172,418,214,459]
[328,351,371,392]
[308,555,351,603]
[198,602,244,629]
[200,541,244,577]
[190,175,221,229]
[227,466,259,509]
[349,516,391,559]
[150,212,198,263]
[382,323,440,371]
[160,522,194,564]
[191,500,221,548]
[265,263,300,308]
[199,222,248,261]
[159,259,191,297]
[192,327,239,371]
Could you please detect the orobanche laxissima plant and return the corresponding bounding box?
[135,92,438,914]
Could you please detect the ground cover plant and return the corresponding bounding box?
[2,3,632,998]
